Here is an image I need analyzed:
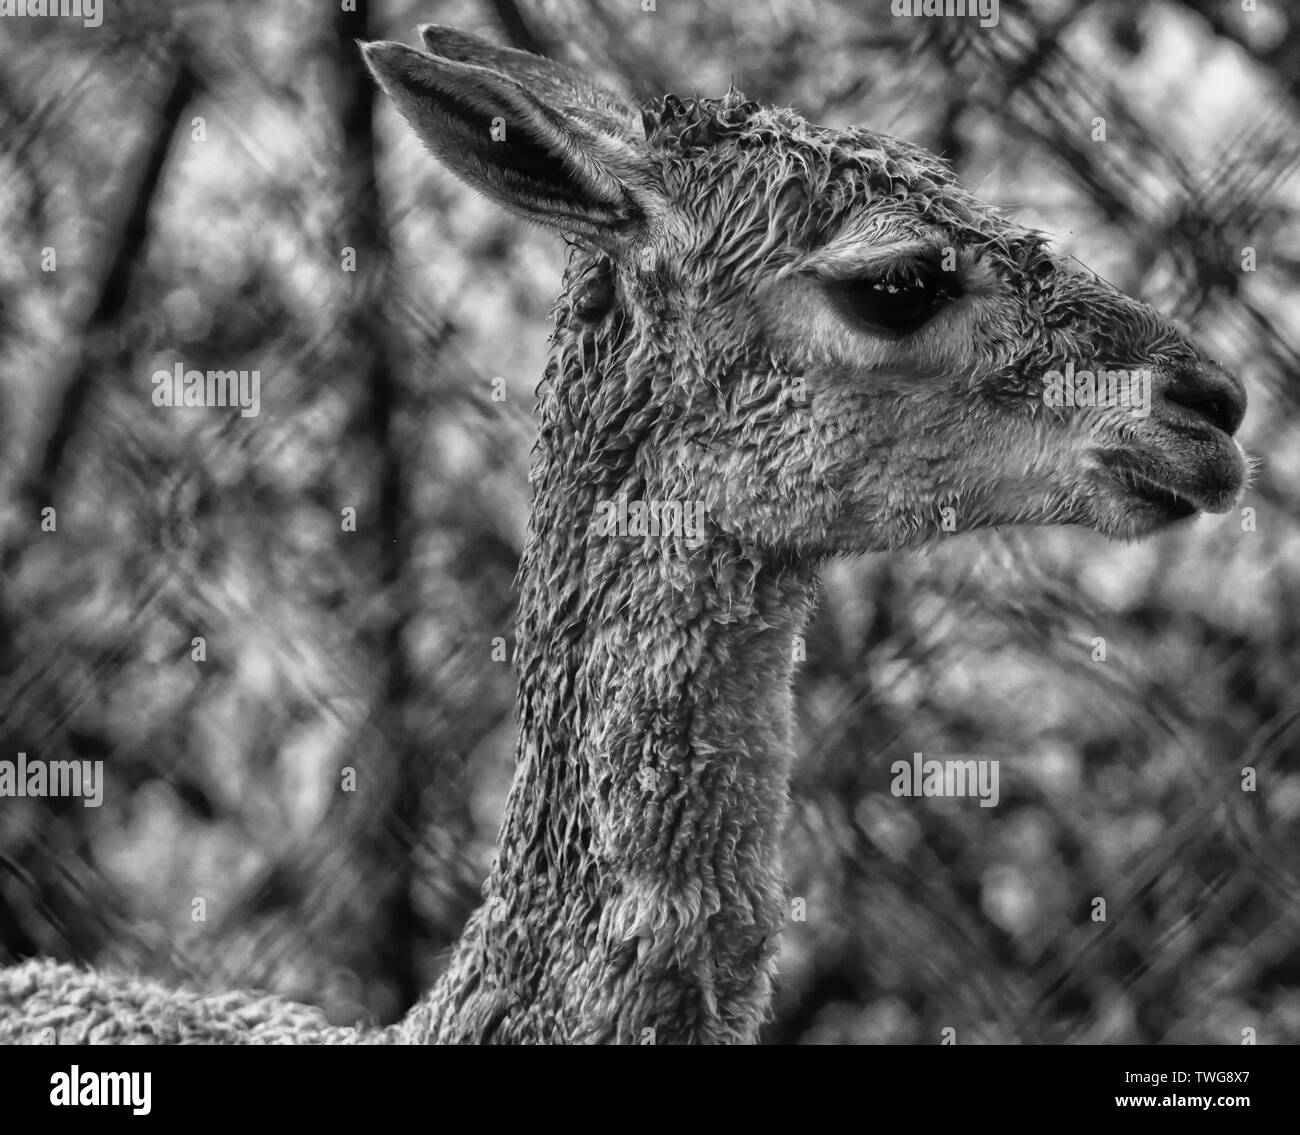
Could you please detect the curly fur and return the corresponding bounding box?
[0,27,1246,1045]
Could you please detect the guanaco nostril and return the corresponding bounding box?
[1159,364,1247,436]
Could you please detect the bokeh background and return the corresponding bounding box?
[1,0,1297,1044]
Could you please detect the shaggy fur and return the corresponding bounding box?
[0,25,1246,1045]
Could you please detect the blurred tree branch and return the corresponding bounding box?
[17,51,197,527]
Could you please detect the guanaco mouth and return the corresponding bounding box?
[1124,473,1200,520]
[1098,451,1238,519]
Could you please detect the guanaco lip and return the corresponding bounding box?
[1124,473,1201,519]
[1099,451,1241,517]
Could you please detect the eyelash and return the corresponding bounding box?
[829,259,963,337]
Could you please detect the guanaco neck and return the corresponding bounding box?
[404,261,817,1044]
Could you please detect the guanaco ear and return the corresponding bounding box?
[361,39,662,249]
[416,24,642,141]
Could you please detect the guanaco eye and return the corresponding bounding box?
[831,260,962,336]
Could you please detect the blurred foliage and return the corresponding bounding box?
[0,0,1297,1043]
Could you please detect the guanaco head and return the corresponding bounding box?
[364,27,1247,558]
